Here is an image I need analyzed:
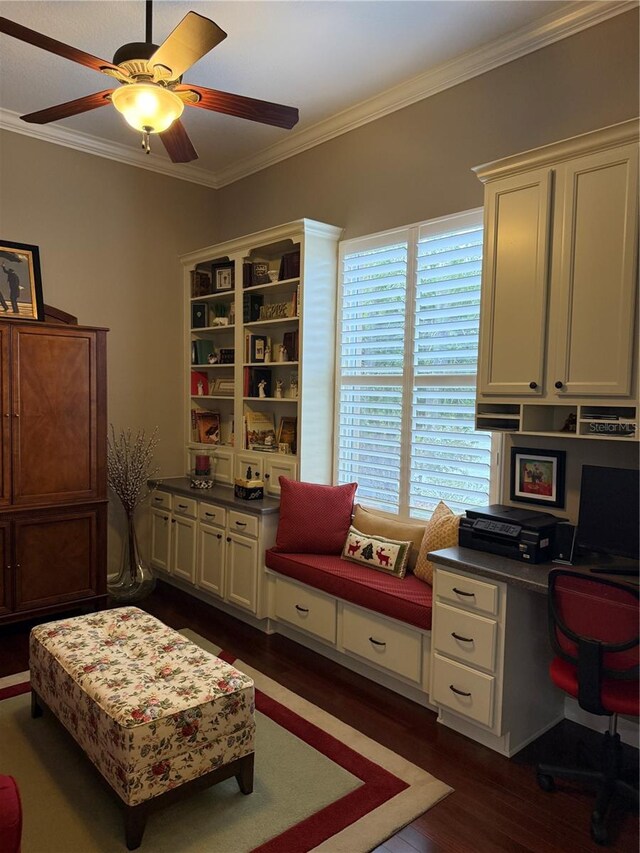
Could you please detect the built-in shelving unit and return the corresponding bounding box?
[476,402,638,441]
[181,220,342,494]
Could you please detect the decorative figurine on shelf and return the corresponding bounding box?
[265,342,272,363]
[207,352,218,364]
[196,379,205,396]
[288,374,298,399]
[258,379,267,398]
[275,379,283,399]
[561,412,577,433]
[246,466,252,480]
[279,345,288,363]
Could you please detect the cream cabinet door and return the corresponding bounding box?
[198,522,226,598]
[150,508,172,572]
[264,455,297,495]
[478,168,552,395]
[226,532,258,613]
[172,515,197,583]
[550,143,638,397]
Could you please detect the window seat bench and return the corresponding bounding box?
[265,549,433,703]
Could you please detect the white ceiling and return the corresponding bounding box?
[0,0,631,186]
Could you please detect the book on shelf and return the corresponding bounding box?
[282,330,299,361]
[192,409,221,444]
[245,333,268,363]
[243,292,264,322]
[190,371,209,396]
[250,261,270,286]
[245,407,277,451]
[217,347,235,364]
[191,302,208,329]
[191,268,212,298]
[243,366,272,397]
[278,249,300,281]
[193,339,215,364]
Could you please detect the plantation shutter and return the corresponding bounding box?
[336,211,496,518]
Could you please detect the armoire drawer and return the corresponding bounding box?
[433,602,499,672]
[431,653,496,728]
[342,604,422,684]
[274,578,337,644]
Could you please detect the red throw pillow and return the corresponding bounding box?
[276,477,357,554]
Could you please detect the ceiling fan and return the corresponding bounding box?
[0,1,299,163]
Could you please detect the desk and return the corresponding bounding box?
[427,547,638,757]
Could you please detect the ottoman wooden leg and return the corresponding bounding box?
[31,689,43,719]
[236,752,254,795]
[124,802,149,851]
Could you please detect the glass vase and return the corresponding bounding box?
[108,514,156,602]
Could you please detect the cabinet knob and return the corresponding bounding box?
[226,536,231,543]
[2,413,8,418]
[163,515,169,521]
[264,473,270,480]
[13,412,19,418]
[217,533,222,540]
[529,381,538,390]
[171,519,176,524]
[555,381,564,389]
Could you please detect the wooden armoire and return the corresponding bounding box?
[0,318,107,624]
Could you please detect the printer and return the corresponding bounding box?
[459,504,558,563]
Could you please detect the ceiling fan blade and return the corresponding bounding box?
[21,90,114,124]
[150,12,226,81]
[0,17,127,77]
[159,120,198,163]
[175,85,299,130]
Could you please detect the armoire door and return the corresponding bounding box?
[0,521,12,615]
[11,325,104,506]
[0,327,10,507]
[13,508,99,612]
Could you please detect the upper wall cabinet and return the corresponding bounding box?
[474,120,639,440]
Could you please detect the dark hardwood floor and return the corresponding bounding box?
[1,583,638,853]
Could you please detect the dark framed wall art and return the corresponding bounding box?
[0,240,44,321]
[510,446,566,508]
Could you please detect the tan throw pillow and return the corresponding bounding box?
[352,505,426,572]
[341,526,411,578]
[414,501,461,585]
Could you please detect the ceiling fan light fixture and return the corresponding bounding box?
[111,82,183,133]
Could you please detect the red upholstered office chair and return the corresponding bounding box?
[537,569,639,845]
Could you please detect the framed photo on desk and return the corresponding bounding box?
[510,447,566,508]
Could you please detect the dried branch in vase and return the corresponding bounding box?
[107,425,160,517]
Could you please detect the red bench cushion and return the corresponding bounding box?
[266,550,433,630]
[0,775,22,853]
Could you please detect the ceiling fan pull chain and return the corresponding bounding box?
[141,128,151,154]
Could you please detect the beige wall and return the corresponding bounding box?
[212,10,639,242]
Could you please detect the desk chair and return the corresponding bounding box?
[537,569,639,845]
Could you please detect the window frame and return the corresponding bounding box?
[333,209,502,520]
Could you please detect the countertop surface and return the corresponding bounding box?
[427,546,639,594]
[149,478,280,515]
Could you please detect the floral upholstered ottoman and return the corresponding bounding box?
[29,607,255,849]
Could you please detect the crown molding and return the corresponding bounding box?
[0,108,219,188]
[1,1,635,190]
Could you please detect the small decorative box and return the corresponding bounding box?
[190,476,214,489]
[234,477,264,501]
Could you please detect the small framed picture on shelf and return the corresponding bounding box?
[277,416,297,455]
[510,446,566,508]
[214,378,235,395]
[195,411,221,445]
[0,240,44,321]
[212,262,234,291]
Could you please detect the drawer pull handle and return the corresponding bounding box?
[178,504,188,509]
[153,497,163,502]
[452,587,475,597]
[451,632,474,643]
[235,521,247,527]
[369,637,386,647]
[295,605,309,614]
[205,512,216,517]
[449,685,472,697]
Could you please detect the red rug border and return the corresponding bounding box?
[0,662,410,853]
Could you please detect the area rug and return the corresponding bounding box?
[0,630,451,852]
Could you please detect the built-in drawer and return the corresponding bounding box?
[431,653,495,728]
[172,496,197,518]
[433,602,498,672]
[436,569,499,617]
[199,502,226,528]
[228,510,258,539]
[274,577,337,644]
[342,604,422,684]
[150,490,171,511]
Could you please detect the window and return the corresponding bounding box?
[335,209,498,518]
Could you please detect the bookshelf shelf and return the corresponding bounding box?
[183,219,342,495]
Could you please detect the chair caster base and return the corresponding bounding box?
[591,814,609,846]
[537,772,556,793]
